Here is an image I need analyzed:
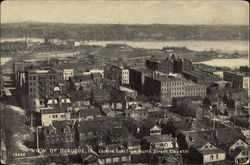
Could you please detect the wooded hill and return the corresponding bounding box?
[1,22,248,41]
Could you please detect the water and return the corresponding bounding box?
[196,58,249,69]
[85,40,249,53]
[1,38,249,53]
[1,38,249,68]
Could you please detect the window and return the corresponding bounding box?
[216,154,218,159]
[52,115,58,118]
[210,155,214,160]
[61,115,65,118]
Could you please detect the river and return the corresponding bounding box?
[85,40,249,53]
[1,38,249,53]
[1,38,249,68]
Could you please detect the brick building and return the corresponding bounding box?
[223,71,249,90]
[25,68,63,111]
[105,64,129,84]
[145,54,192,74]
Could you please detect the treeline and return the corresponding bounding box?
[1,22,249,41]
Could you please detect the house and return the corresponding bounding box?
[77,120,106,145]
[183,131,226,164]
[164,120,192,137]
[98,144,131,164]
[91,88,110,105]
[230,147,249,164]
[223,139,249,164]
[82,144,131,164]
[142,134,178,150]
[72,107,102,121]
[91,72,103,84]
[124,109,148,120]
[150,125,162,136]
[158,153,183,165]
[42,120,76,148]
[41,106,71,126]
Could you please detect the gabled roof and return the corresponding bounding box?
[44,120,75,135]
[199,149,225,155]
[172,120,192,131]
[184,131,208,149]
[230,146,249,158]
[214,128,245,145]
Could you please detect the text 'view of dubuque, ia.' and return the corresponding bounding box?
[0,1,249,165]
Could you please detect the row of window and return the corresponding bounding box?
[30,94,37,99]
[47,114,66,118]
[104,156,128,163]
[162,82,184,86]
[162,87,184,91]
[46,134,74,142]
[29,82,36,86]
[210,154,219,160]
[29,76,36,81]
[29,88,36,92]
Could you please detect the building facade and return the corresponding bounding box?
[223,71,249,90]
[25,68,63,111]
[63,69,74,80]
[144,73,207,103]
[145,55,192,74]
[105,65,129,85]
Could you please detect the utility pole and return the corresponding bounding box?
[212,109,215,130]
[234,101,237,127]
[36,127,39,149]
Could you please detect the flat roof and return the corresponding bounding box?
[143,134,175,143]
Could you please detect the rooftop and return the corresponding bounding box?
[143,134,175,143]
[119,86,136,93]
[41,105,70,114]
[79,107,101,117]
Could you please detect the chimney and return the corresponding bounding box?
[58,96,62,108]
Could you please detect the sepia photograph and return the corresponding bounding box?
[0,0,249,164]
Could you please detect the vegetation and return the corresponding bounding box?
[2,23,248,41]
[0,104,28,163]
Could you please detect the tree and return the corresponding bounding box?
[203,97,211,106]
[0,104,27,163]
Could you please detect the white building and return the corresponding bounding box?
[83,69,104,78]
[63,69,74,80]
[41,107,71,126]
[213,71,224,79]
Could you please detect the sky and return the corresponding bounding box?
[1,0,249,25]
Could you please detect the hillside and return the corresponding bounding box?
[1,22,248,41]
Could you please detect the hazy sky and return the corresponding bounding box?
[1,1,249,25]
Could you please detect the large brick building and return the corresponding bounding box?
[25,68,64,111]
[182,70,221,84]
[145,54,192,74]
[223,71,249,90]
[143,73,207,103]
[129,67,206,103]
[105,64,129,84]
